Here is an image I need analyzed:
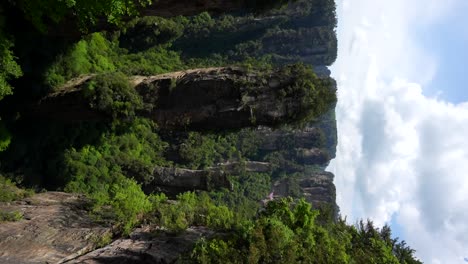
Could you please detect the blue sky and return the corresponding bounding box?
[328,0,468,263]
[415,7,468,103]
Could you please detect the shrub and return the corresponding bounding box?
[83,72,143,118]
[0,175,34,202]
[63,119,168,234]
[45,33,117,88]
[150,191,236,233]
[0,34,22,100]
[0,210,23,222]
[0,121,11,152]
[119,16,184,52]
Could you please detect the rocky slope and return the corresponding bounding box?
[0,193,218,264]
[0,192,111,264]
[67,226,215,264]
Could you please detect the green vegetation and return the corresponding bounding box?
[120,16,184,52]
[275,64,337,126]
[0,15,22,100]
[83,72,142,118]
[44,32,185,88]
[148,192,235,233]
[176,132,241,169]
[173,1,337,66]
[187,198,421,264]
[63,118,169,234]
[0,210,23,222]
[90,232,113,248]
[0,122,11,152]
[0,1,421,262]
[15,0,152,31]
[0,175,33,202]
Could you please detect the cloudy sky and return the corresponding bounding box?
[328,0,468,263]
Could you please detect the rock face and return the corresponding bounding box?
[294,147,331,166]
[0,193,217,264]
[256,127,326,151]
[68,226,215,264]
[273,171,336,208]
[144,166,231,195]
[0,192,111,264]
[174,0,337,67]
[29,66,334,130]
[144,161,272,196]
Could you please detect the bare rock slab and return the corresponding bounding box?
[0,192,110,264]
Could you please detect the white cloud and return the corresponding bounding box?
[329,0,468,263]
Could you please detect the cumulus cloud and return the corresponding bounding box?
[328,0,468,263]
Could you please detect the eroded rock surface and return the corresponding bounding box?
[144,161,272,196]
[68,226,215,264]
[273,171,336,208]
[0,192,110,264]
[29,66,335,131]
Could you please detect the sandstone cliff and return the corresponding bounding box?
[28,66,335,130]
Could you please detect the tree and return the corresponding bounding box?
[15,0,153,31]
[0,12,22,101]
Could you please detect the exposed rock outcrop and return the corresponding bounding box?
[0,192,111,264]
[0,193,218,263]
[214,161,272,173]
[28,66,335,131]
[144,166,231,195]
[67,226,216,264]
[294,147,331,166]
[256,127,326,151]
[144,161,272,196]
[273,171,336,208]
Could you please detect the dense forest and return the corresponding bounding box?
[0,0,422,263]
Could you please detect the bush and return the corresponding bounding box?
[63,118,168,234]
[0,33,22,100]
[45,33,117,88]
[0,121,11,152]
[0,175,34,202]
[44,30,187,90]
[150,191,236,233]
[119,16,184,52]
[0,210,23,222]
[83,72,143,118]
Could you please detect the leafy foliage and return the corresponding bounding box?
[119,16,184,52]
[63,118,169,234]
[188,199,421,264]
[176,132,241,169]
[0,175,34,202]
[148,191,235,233]
[0,16,22,100]
[275,63,337,127]
[0,3,421,263]
[15,0,152,31]
[83,72,142,118]
[0,121,11,152]
[44,31,185,88]
[0,210,23,222]
[45,33,117,87]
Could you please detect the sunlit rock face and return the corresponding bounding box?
[29,66,335,131]
[0,192,111,264]
[69,226,216,264]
